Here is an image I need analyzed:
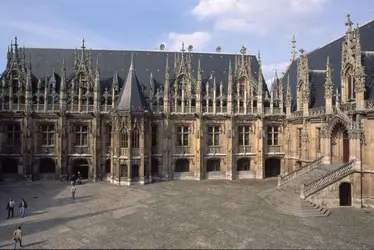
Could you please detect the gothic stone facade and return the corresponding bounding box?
[0,14,373,207]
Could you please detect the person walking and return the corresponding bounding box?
[71,183,76,199]
[19,199,27,218]
[6,199,15,219]
[12,226,22,249]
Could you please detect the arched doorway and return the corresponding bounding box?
[206,159,220,172]
[1,158,18,175]
[175,159,189,173]
[330,121,350,163]
[151,159,159,176]
[264,158,281,178]
[120,164,128,177]
[39,158,56,173]
[295,161,302,170]
[105,159,111,174]
[131,165,139,178]
[237,158,251,171]
[339,182,352,206]
[72,158,89,179]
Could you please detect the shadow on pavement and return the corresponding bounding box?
[0,207,118,242]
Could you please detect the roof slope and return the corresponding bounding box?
[283,20,374,109]
[114,54,147,112]
[22,48,269,96]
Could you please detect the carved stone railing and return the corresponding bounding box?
[175,146,191,155]
[292,110,303,118]
[267,145,281,153]
[120,148,129,156]
[365,99,374,109]
[1,144,22,154]
[73,146,89,154]
[206,146,223,154]
[340,102,356,112]
[238,145,252,154]
[300,160,355,199]
[151,146,159,154]
[278,156,323,187]
[38,146,55,154]
[309,107,325,117]
[131,148,140,156]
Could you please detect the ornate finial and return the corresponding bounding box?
[299,48,305,55]
[81,39,86,50]
[240,45,247,55]
[291,35,297,60]
[274,69,278,79]
[14,36,18,46]
[188,45,193,52]
[258,50,261,64]
[181,42,185,52]
[345,13,352,27]
[130,52,134,70]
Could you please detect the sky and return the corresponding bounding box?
[0,0,372,86]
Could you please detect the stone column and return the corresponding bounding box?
[225,118,234,180]
[323,136,331,164]
[195,118,203,180]
[127,129,132,182]
[139,126,145,184]
[257,119,265,179]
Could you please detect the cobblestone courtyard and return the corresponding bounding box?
[0,179,373,249]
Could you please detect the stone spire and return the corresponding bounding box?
[325,56,333,114]
[291,35,297,61]
[114,53,146,112]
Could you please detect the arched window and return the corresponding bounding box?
[121,132,128,148]
[132,129,140,149]
[345,65,355,101]
[297,81,304,110]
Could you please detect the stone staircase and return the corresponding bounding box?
[258,158,351,218]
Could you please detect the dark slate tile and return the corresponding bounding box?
[282,20,374,109]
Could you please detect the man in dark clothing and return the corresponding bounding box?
[6,199,15,219]
[19,199,27,218]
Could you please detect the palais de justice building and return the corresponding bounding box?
[0,14,373,208]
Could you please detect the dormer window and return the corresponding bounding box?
[344,65,355,102]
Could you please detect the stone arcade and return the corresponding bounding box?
[0,14,373,208]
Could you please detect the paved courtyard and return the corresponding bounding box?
[0,178,373,249]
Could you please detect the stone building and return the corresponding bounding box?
[0,14,373,208]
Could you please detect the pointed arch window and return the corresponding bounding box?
[297,81,304,111]
[121,131,128,148]
[345,65,355,101]
[131,129,140,149]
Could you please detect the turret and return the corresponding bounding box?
[60,57,67,112]
[257,50,263,114]
[324,56,333,114]
[286,74,292,118]
[94,55,101,112]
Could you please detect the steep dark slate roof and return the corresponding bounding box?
[283,20,374,110]
[21,48,269,97]
[114,55,147,112]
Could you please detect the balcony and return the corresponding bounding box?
[238,145,252,154]
[1,144,21,154]
[175,147,191,155]
[120,148,129,156]
[38,146,55,154]
[152,146,160,154]
[131,148,140,157]
[206,146,223,154]
[267,145,281,153]
[73,146,89,155]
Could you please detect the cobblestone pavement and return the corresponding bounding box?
[0,179,373,249]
